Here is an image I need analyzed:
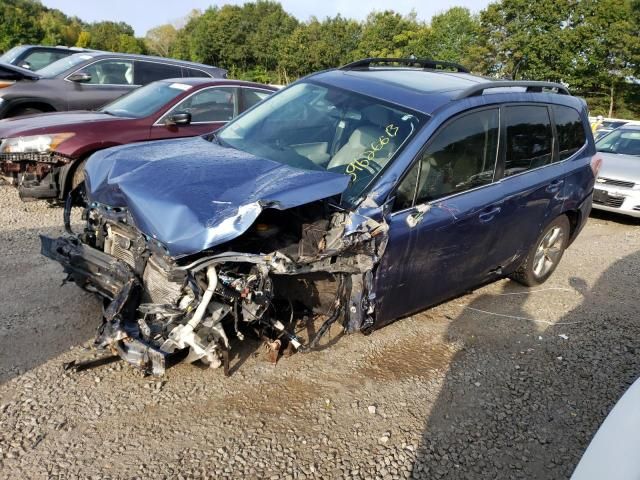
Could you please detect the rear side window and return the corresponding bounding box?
[182,67,211,78]
[240,88,271,111]
[504,106,553,175]
[134,61,182,85]
[553,105,586,160]
[394,108,499,209]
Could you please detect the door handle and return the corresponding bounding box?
[546,179,564,194]
[478,206,501,223]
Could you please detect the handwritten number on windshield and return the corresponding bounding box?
[346,124,398,182]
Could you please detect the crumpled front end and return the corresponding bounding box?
[42,191,388,375]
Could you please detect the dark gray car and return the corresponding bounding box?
[0,51,226,118]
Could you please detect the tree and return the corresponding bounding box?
[0,0,44,52]
[145,24,177,57]
[356,11,423,58]
[426,8,481,68]
[85,21,139,53]
[278,15,362,78]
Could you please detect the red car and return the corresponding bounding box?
[0,78,277,201]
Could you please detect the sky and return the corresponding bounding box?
[40,0,491,36]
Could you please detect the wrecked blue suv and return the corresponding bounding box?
[42,58,599,375]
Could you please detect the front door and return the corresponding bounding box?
[376,107,507,325]
[66,59,137,111]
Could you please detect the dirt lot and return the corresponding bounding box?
[1,183,639,479]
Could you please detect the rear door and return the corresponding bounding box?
[149,86,237,140]
[65,58,136,110]
[490,104,568,273]
[376,107,506,324]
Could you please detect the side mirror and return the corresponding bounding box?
[165,111,191,126]
[68,71,92,83]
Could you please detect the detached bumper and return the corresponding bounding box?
[40,235,134,299]
[40,235,188,375]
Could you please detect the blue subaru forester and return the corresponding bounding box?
[43,58,599,375]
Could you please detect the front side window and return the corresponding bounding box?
[217,81,423,203]
[504,105,553,175]
[101,81,193,118]
[165,87,237,123]
[553,105,586,160]
[82,60,134,85]
[134,61,182,85]
[596,128,640,156]
[394,108,499,210]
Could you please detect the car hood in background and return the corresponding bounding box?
[0,61,40,81]
[0,111,130,138]
[85,137,351,257]
[598,152,640,183]
[571,378,640,479]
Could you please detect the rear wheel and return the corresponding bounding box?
[510,215,570,287]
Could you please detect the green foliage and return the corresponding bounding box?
[0,1,143,55]
[0,0,638,117]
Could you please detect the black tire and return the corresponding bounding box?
[510,214,570,287]
[8,107,44,118]
[71,159,87,191]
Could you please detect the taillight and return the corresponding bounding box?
[590,154,603,177]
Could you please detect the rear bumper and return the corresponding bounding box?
[592,185,640,218]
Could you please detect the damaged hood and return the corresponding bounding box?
[85,137,351,257]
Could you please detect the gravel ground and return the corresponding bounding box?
[0,183,639,479]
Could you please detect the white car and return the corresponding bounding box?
[571,377,640,479]
[593,124,640,218]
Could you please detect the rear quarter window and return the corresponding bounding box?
[553,105,587,160]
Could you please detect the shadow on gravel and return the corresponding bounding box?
[590,209,640,226]
[0,226,101,385]
[411,251,640,480]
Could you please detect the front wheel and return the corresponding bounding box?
[510,215,570,287]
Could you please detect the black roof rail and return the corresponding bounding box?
[456,80,570,99]
[340,57,470,73]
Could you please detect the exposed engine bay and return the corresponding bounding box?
[41,196,388,375]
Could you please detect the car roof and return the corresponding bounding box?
[310,66,583,115]
[156,77,277,89]
[81,51,223,72]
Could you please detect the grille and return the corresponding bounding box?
[105,226,135,267]
[143,257,184,305]
[593,196,625,208]
[597,177,635,188]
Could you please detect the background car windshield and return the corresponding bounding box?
[100,81,192,118]
[36,53,93,77]
[217,81,422,203]
[596,128,640,156]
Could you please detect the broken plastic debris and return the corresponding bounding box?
[558,334,569,340]
[368,405,376,414]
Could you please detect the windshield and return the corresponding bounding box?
[100,81,193,118]
[217,81,423,203]
[37,53,94,78]
[0,46,28,64]
[596,128,640,156]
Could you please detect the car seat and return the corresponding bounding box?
[100,63,130,85]
[328,105,396,170]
